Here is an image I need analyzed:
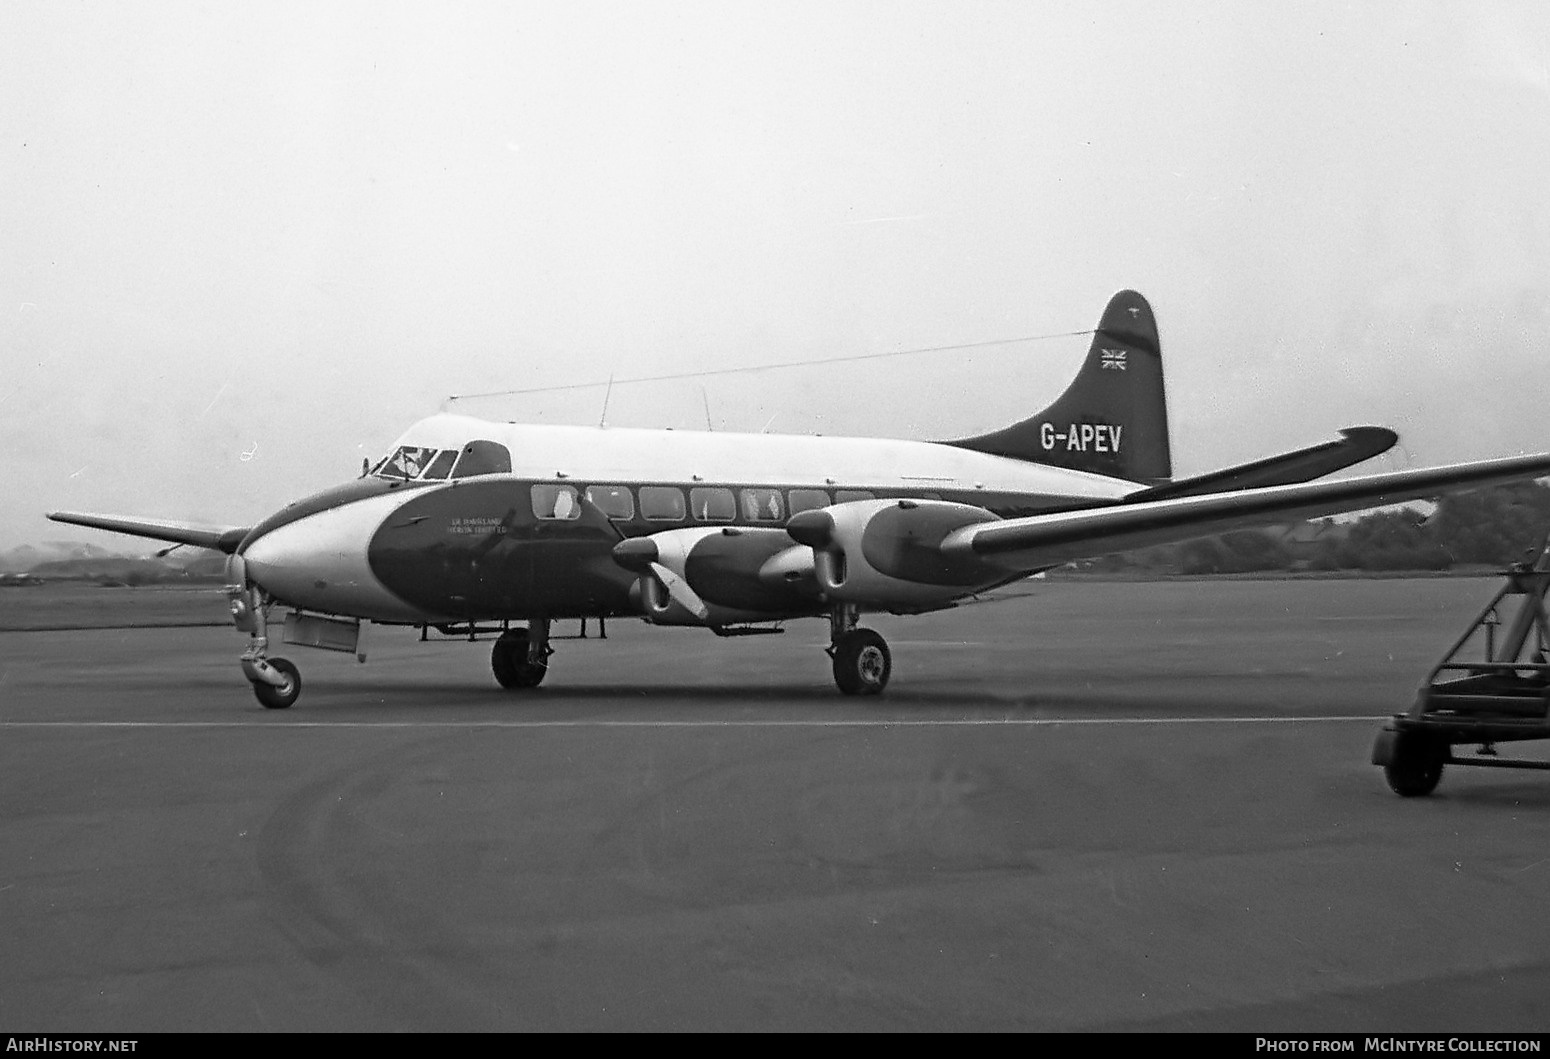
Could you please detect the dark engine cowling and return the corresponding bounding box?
[613,526,821,626]
[785,498,1005,608]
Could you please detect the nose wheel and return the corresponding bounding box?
[250,657,301,709]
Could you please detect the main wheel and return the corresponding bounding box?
[1383,731,1446,797]
[252,657,301,710]
[492,629,548,689]
[832,628,891,695]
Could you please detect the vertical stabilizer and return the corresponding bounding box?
[944,290,1171,483]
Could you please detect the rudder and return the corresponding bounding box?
[945,289,1171,483]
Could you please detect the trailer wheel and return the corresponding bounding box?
[1384,731,1446,797]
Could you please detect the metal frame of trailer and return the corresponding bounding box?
[1373,534,1550,796]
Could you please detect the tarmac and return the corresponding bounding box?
[5,578,1550,1032]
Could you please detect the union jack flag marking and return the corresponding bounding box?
[1100,348,1127,371]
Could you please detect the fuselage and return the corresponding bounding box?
[237,413,1143,623]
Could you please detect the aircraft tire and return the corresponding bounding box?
[832,629,891,696]
[1383,730,1446,797]
[252,657,301,710]
[492,630,548,689]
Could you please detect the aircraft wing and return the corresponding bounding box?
[46,511,250,554]
[941,452,1550,572]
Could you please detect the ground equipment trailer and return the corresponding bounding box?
[1373,534,1550,796]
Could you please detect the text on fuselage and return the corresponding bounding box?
[1039,422,1123,453]
[448,516,508,536]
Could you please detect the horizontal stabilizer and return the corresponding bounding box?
[46,512,250,554]
[942,452,1550,572]
[1129,427,1398,502]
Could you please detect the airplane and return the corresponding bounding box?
[48,290,1550,709]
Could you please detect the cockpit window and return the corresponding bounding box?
[450,439,512,479]
[376,446,439,480]
[422,450,457,480]
[374,439,513,480]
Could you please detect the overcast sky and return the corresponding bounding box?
[3,1,1547,550]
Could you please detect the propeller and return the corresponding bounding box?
[648,561,709,621]
[611,535,711,621]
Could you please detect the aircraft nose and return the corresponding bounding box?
[241,500,423,622]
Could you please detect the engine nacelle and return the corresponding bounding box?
[613,526,821,627]
[786,498,1005,608]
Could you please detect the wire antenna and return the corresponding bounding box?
[446,328,1094,404]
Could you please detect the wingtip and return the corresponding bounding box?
[1336,426,1400,458]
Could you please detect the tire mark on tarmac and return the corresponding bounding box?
[254,733,515,1030]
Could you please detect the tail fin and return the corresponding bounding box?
[945,290,1171,483]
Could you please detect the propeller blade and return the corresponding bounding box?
[224,551,247,587]
[649,562,709,621]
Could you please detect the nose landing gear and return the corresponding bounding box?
[229,569,301,709]
[246,656,301,710]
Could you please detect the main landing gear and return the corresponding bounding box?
[826,605,891,695]
[491,619,552,690]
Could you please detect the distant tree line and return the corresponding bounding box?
[23,553,228,585]
[1081,480,1550,575]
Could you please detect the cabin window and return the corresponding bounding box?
[532,484,581,520]
[422,450,457,480]
[585,485,635,520]
[639,486,687,521]
[740,488,784,522]
[788,489,830,514]
[450,440,512,479]
[377,445,438,480]
[835,490,875,503]
[690,487,735,522]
